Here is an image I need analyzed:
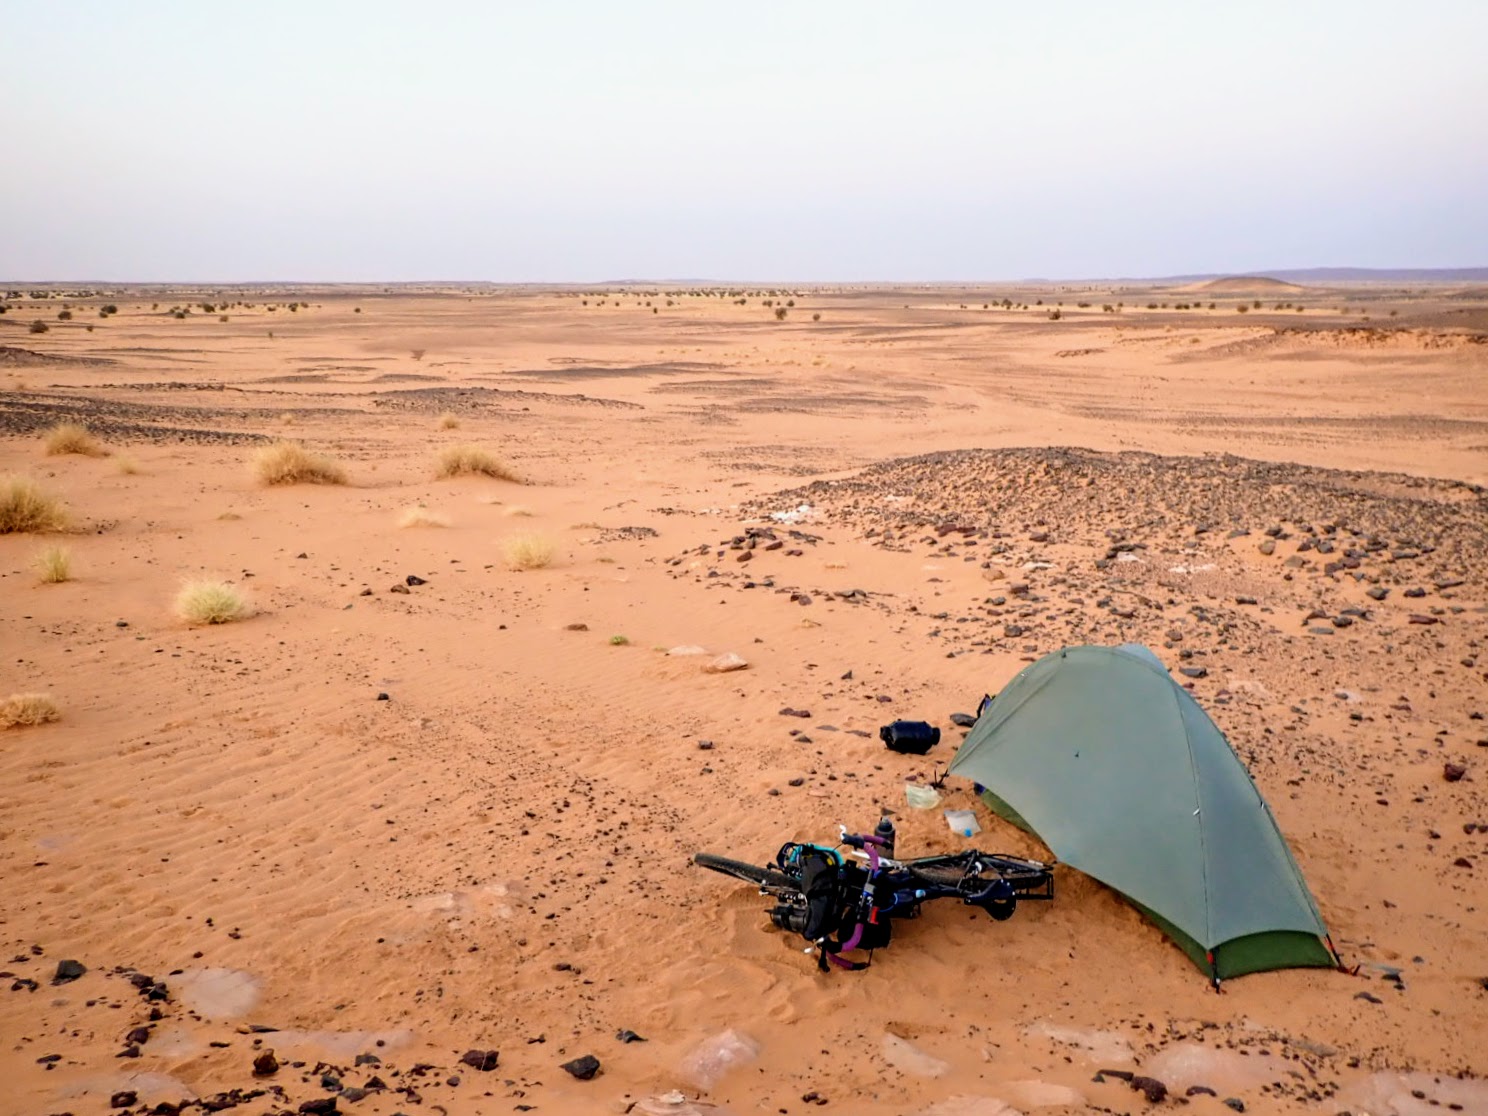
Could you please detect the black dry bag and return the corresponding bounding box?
[879,720,941,755]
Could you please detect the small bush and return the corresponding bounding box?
[29,320,48,334]
[115,455,141,475]
[0,692,60,729]
[43,422,106,457]
[0,475,69,533]
[501,532,556,570]
[57,310,73,321]
[774,307,788,320]
[437,412,460,430]
[398,506,450,528]
[251,442,347,486]
[436,445,520,481]
[175,579,252,625]
[609,634,630,646]
[33,545,72,583]
[1047,309,1062,320]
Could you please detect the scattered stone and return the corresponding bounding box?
[1130,1075,1168,1104]
[697,740,714,751]
[1444,763,1467,782]
[950,712,977,728]
[340,1087,368,1102]
[1187,1085,1217,1097]
[375,693,389,701]
[779,707,812,718]
[564,622,589,631]
[1454,857,1474,869]
[297,1101,337,1115]
[1258,539,1276,556]
[1355,991,1383,1004]
[405,574,426,586]
[1405,587,1427,598]
[253,1049,279,1076]
[1224,1100,1246,1113]
[1409,614,1439,625]
[1367,586,1390,600]
[560,1054,601,1080]
[124,1026,151,1046]
[389,583,410,594]
[460,1049,499,1071]
[1180,666,1208,679]
[703,652,748,673]
[616,1029,646,1043]
[788,777,805,787]
[1235,596,1257,605]
[52,959,85,984]
[110,1092,138,1109]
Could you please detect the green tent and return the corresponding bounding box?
[948,644,1338,983]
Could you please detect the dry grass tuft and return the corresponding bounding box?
[501,532,557,570]
[0,692,60,729]
[252,442,348,486]
[175,580,253,625]
[33,545,72,583]
[438,412,460,430]
[398,506,451,528]
[43,422,106,457]
[114,455,142,475]
[502,505,534,518]
[436,445,521,482]
[0,475,69,534]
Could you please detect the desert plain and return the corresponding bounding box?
[1,280,1486,1116]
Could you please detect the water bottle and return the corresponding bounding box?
[874,816,896,857]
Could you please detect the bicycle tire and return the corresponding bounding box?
[694,853,796,891]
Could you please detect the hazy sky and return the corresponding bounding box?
[4,1,1486,281]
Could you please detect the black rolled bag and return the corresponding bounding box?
[879,720,941,755]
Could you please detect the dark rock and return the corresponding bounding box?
[1180,666,1208,679]
[118,1044,141,1058]
[252,1049,279,1076]
[788,778,805,787]
[1004,624,1025,638]
[1366,586,1389,601]
[1355,991,1383,1003]
[950,712,977,728]
[52,959,86,984]
[297,1100,337,1115]
[564,623,589,631]
[1235,596,1257,605]
[560,1054,601,1080]
[616,1029,646,1043]
[1404,587,1427,598]
[125,1026,151,1046]
[405,575,427,586]
[110,1093,138,1109]
[340,1087,368,1103]
[460,1049,499,1071]
[1454,857,1474,868]
[1099,1068,1134,1081]
[1445,763,1467,782]
[1187,1085,1217,1096]
[697,740,714,750]
[375,692,389,701]
[389,583,410,594]
[320,1072,342,1091]
[1224,1100,1246,1113]
[1408,614,1439,625]
[1130,1075,1168,1103]
[796,593,812,605]
[779,708,812,718]
[1258,539,1276,556]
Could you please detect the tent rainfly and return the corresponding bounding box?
[948,644,1339,985]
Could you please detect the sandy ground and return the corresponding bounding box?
[1,283,1486,1116]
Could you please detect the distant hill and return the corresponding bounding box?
[1148,266,1488,284]
[1176,276,1309,294]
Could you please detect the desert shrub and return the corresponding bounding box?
[812,312,821,321]
[774,307,787,320]
[398,506,450,528]
[1252,300,1262,309]
[175,579,252,624]
[29,320,48,334]
[115,455,141,475]
[436,445,520,481]
[57,310,73,321]
[251,442,347,486]
[501,532,556,570]
[0,692,60,729]
[100,304,118,315]
[44,422,106,457]
[609,634,629,645]
[1047,309,1062,320]
[1237,304,1249,313]
[33,544,72,583]
[0,475,69,533]
[438,412,460,430]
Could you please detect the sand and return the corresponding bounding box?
[1,284,1486,1116]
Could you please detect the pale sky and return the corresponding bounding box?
[3,0,1486,282]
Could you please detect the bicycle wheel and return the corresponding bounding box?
[693,853,796,892]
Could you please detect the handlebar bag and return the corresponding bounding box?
[799,850,845,941]
[879,720,941,755]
